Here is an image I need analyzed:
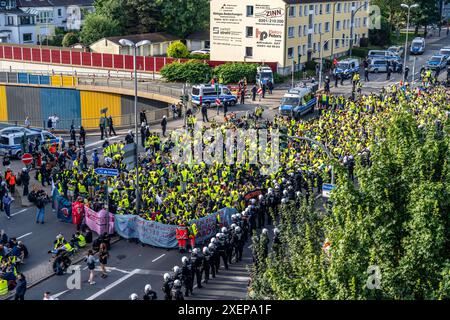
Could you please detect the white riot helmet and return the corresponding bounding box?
[235,226,241,233]
[274,228,280,235]
[144,284,152,293]
[181,256,189,265]
[230,223,237,229]
[258,195,264,201]
[283,190,288,196]
[192,248,199,255]
[130,293,139,300]
[262,228,269,235]
[211,237,217,243]
[296,191,301,197]
[221,227,227,233]
[231,214,237,221]
[173,266,180,273]
[173,279,181,288]
[268,188,273,194]
[216,233,221,238]
[203,247,209,254]
[128,130,132,134]
[236,213,242,219]
[281,198,288,204]
[104,157,113,166]
[250,199,256,204]
[163,273,171,281]
[208,243,215,250]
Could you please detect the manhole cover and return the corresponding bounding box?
[117,254,126,260]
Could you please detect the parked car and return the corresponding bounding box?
[191,49,210,55]
[425,55,447,70]
[438,47,450,64]
[387,46,404,57]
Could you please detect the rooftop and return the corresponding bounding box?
[103,32,180,46]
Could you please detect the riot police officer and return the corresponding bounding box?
[211,238,221,273]
[272,228,281,255]
[216,233,229,270]
[162,273,173,300]
[222,227,233,265]
[171,279,184,300]
[181,256,193,297]
[257,195,266,228]
[241,212,250,242]
[190,248,203,289]
[234,226,244,262]
[202,246,212,283]
[207,243,217,278]
[261,229,270,259]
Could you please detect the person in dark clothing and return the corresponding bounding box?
[79,126,86,146]
[404,66,410,81]
[240,88,245,104]
[223,103,228,116]
[139,110,148,126]
[364,68,370,82]
[161,116,168,137]
[125,131,134,144]
[267,80,273,94]
[140,125,146,148]
[262,84,267,98]
[251,85,257,101]
[21,168,30,196]
[201,104,209,122]
[181,256,193,297]
[143,284,157,300]
[162,273,173,300]
[14,273,26,300]
[99,116,107,140]
[334,73,339,88]
[386,61,391,80]
[108,116,117,136]
[70,125,76,144]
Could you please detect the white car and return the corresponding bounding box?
[191,49,210,55]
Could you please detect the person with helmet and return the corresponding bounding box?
[125,130,134,144]
[129,293,139,300]
[261,229,270,259]
[162,273,173,300]
[241,212,250,243]
[216,233,229,270]
[202,246,212,283]
[190,248,203,289]
[209,240,220,275]
[181,256,193,297]
[226,226,234,265]
[171,279,184,300]
[233,226,244,262]
[257,194,266,229]
[273,228,281,255]
[143,284,157,300]
[172,265,182,282]
[20,167,30,197]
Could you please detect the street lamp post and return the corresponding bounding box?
[401,3,419,83]
[119,39,151,213]
[349,3,368,57]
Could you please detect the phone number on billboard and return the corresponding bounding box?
[258,18,284,24]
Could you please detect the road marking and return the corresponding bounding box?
[50,290,68,300]
[11,208,28,216]
[85,269,140,300]
[85,135,122,148]
[152,254,166,263]
[17,232,32,240]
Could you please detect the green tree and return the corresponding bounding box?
[213,63,259,84]
[157,0,210,38]
[62,32,79,47]
[167,41,190,58]
[160,60,211,83]
[80,14,121,45]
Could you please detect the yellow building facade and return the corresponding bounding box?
[210,0,369,75]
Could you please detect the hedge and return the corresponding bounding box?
[160,60,212,83]
[213,63,259,84]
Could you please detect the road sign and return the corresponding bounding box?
[22,153,33,165]
[215,98,221,105]
[322,183,336,198]
[257,88,263,95]
[94,168,119,177]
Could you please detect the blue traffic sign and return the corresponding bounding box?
[94,168,119,177]
[322,183,336,198]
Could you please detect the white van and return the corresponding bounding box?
[368,50,397,60]
[410,37,425,55]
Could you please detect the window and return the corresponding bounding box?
[298,26,302,37]
[315,4,318,15]
[58,8,62,17]
[299,5,302,16]
[326,4,331,14]
[246,26,253,37]
[246,5,254,16]
[245,47,253,57]
[336,21,341,31]
[304,6,308,16]
[288,27,295,38]
[335,39,340,48]
[6,16,14,25]
[23,33,32,42]
[344,3,347,13]
[314,23,317,34]
[289,6,295,17]
[319,23,322,34]
[298,45,302,56]
[324,42,329,50]
[303,45,306,54]
[337,3,341,13]
[317,42,321,52]
[313,43,316,52]
[325,22,330,32]
[303,25,307,35]
[288,47,294,59]
[343,20,346,30]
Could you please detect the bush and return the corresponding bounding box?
[304,61,317,71]
[213,63,258,84]
[359,37,369,48]
[189,53,210,60]
[160,60,211,83]
[62,32,79,47]
[351,47,370,59]
[167,41,190,58]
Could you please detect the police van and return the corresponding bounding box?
[410,37,425,55]
[333,58,360,79]
[256,66,274,87]
[278,85,317,120]
[0,128,63,158]
[191,84,238,107]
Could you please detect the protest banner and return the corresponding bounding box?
[52,189,72,223]
[84,205,115,235]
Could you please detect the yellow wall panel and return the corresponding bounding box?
[80,91,121,128]
[51,75,62,87]
[62,76,75,87]
[0,86,7,121]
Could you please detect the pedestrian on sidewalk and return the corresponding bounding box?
[99,116,106,140]
[201,104,209,122]
[2,192,12,220]
[108,115,117,136]
[251,85,257,101]
[20,168,30,197]
[99,242,109,279]
[85,249,98,285]
[14,273,26,300]
[240,88,245,104]
[70,125,76,144]
[386,61,391,80]
[161,116,168,137]
[79,126,86,146]
[364,68,370,82]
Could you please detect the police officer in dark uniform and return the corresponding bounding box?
[241,213,249,243]
[171,280,184,300]
[216,233,229,270]
[162,273,173,300]
[260,229,270,260]
[272,228,282,256]
[234,226,244,262]
[207,243,217,278]
[181,256,193,297]
[190,248,203,289]
[202,246,212,283]
[257,195,266,228]
[210,238,220,274]
[222,227,233,265]
[143,284,157,300]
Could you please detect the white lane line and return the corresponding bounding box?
[50,290,68,300]
[152,254,166,263]
[85,135,122,148]
[17,232,32,240]
[85,269,140,301]
[11,209,28,216]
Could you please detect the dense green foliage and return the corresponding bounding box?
[213,63,258,84]
[79,14,121,45]
[160,60,211,83]
[167,41,190,58]
[62,32,80,47]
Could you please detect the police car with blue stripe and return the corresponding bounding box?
[191,84,238,107]
[0,127,63,158]
[279,84,317,120]
[333,58,360,79]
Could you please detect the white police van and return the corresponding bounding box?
[0,127,63,158]
[278,85,317,120]
[333,58,360,79]
[191,84,238,107]
[410,37,425,55]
